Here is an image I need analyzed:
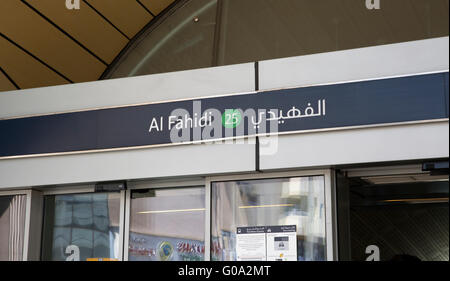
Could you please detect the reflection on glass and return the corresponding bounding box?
[41,193,121,261]
[108,0,217,78]
[0,195,26,261]
[105,0,449,78]
[129,187,205,261]
[216,0,449,65]
[211,176,326,261]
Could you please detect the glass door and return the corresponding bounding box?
[41,192,122,261]
[121,170,335,261]
[127,186,206,261]
[210,173,332,261]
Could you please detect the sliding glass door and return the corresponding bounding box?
[210,176,327,261]
[41,192,121,261]
[35,170,334,261]
[127,187,205,261]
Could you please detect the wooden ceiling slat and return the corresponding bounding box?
[24,0,129,64]
[140,0,174,16]
[0,70,18,92]
[0,36,69,89]
[0,0,105,83]
[86,0,153,38]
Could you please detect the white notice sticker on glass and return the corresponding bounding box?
[236,226,267,261]
[266,225,297,261]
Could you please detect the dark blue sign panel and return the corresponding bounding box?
[0,72,448,158]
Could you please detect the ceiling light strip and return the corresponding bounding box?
[137,208,205,214]
[239,204,294,209]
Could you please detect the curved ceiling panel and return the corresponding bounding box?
[0,69,17,92]
[140,0,174,15]
[86,0,153,38]
[0,0,106,83]
[0,0,176,92]
[0,36,69,89]
[25,0,129,64]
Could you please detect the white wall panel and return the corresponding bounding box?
[260,121,449,171]
[259,37,449,91]
[0,141,256,189]
[0,62,255,119]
